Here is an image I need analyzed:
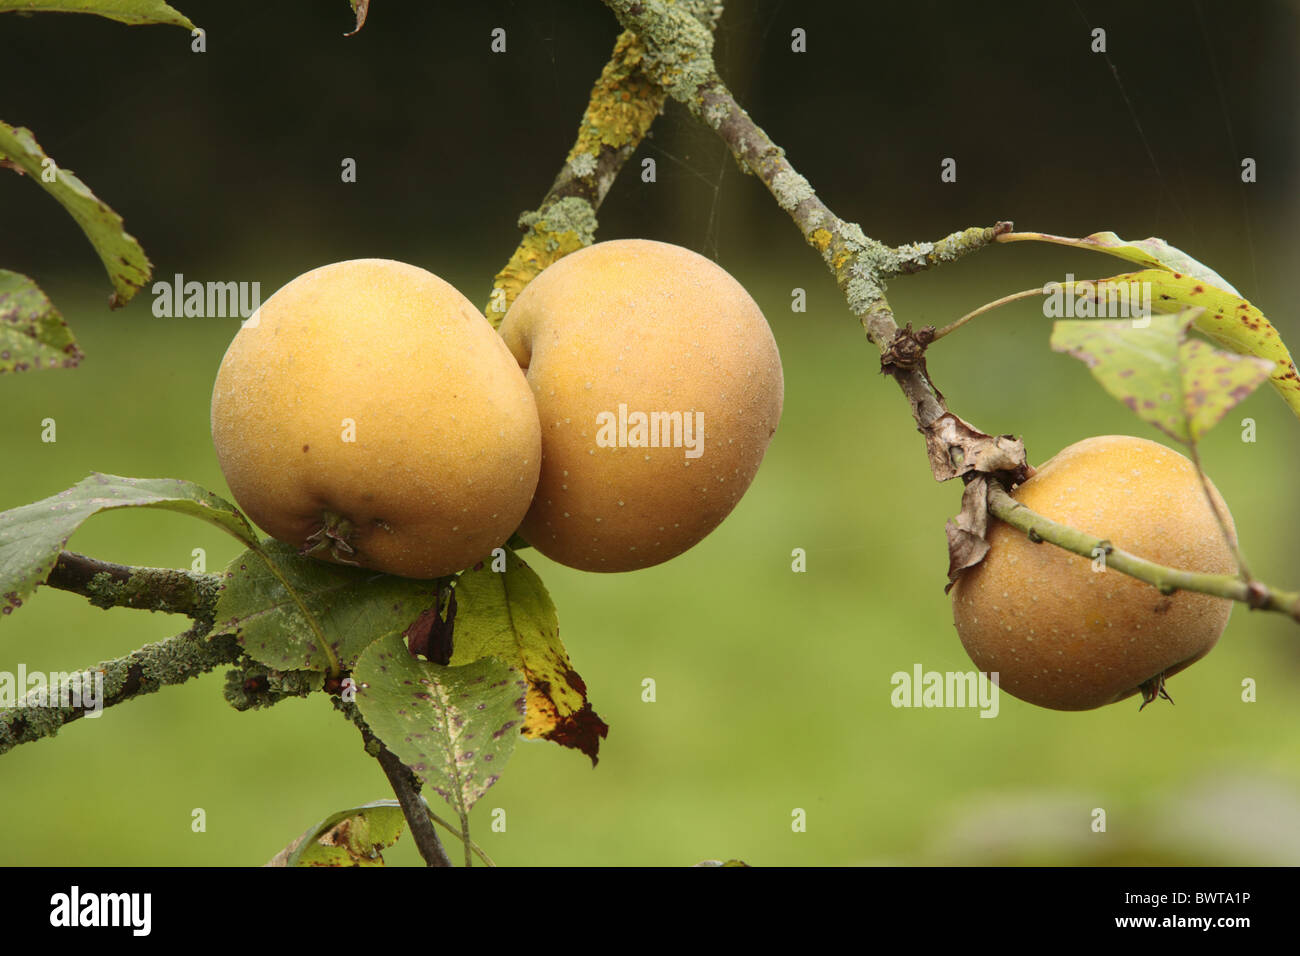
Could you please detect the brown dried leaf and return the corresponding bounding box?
[923,412,1028,483]
[345,0,369,36]
[945,476,992,591]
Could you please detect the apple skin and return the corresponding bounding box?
[211,258,541,579]
[498,239,784,572]
[951,435,1237,710]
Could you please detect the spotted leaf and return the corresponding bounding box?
[353,634,526,815]
[453,548,608,764]
[1051,311,1273,442]
[0,269,82,374]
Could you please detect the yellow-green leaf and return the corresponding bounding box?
[268,800,406,867]
[452,549,608,764]
[0,269,83,373]
[0,121,151,307]
[1012,227,1300,419]
[1050,311,1274,443]
[1006,229,1237,293]
[1080,270,1300,418]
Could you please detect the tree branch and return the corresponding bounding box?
[596,0,1300,623]
[483,2,723,325]
[988,484,1300,620]
[373,738,453,868]
[337,700,452,867]
[601,0,1006,435]
[0,624,242,754]
[45,551,222,619]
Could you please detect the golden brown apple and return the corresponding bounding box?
[211,258,540,578]
[951,435,1237,710]
[498,239,783,571]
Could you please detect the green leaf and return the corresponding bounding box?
[354,634,527,815]
[0,474,256,619]
[0,0,195,29]
[454,549,608,763]
[0,121,151,307]
[271,800,406,867]
[211,540,440,672]
[1009,229,1237,294]
[1131,270,1298,418]
[1050,311,1274,443]
[0,269,82,373]
[1014,229,1300,418]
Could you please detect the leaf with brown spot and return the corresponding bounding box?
[452,549,608,763]
[1102,269,1299,420]
[353,635,526,816]
[1004,230,1236,292]
[211,539,439,672]
[1050,310,1273,443]
[0,269,82,374]
[1010,231,1299,418]
[0,473,256,622]
[265,800,405,867]
[0,121,151,307]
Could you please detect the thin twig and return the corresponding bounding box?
[426,808,495,867]
[988,483,1299,619]
[339,701,453,867]
[1187,438,1255,583]
[932,288,1046,340]
[372,739,453,868]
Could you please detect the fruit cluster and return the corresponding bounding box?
[212,243,1240,713]
[210,239,784,578]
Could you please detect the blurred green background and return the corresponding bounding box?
[1,1,1298,866]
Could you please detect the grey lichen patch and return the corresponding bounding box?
[520,195,598,247]
[224,659,323,711]
[84,570,125,610]
[772,169,814,212]
[568,151,598,178]
[805,207,824,228]
[846,271,887,319]
[79,566,221,620]
[616,0,718,107]
[0,627,240,753]
[0,705,65,753]
[139,628,225,686]
[703,101,728,129]
[838,221,872,255]
[930,225,995,263]
[893,241,936,269]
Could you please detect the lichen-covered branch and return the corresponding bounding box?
[0,625,242,754]
[601,0,1005,436]
[484,24,679,324]
[596,0,1299,623]
[46,551,222,619]
[988,484,1300,620]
